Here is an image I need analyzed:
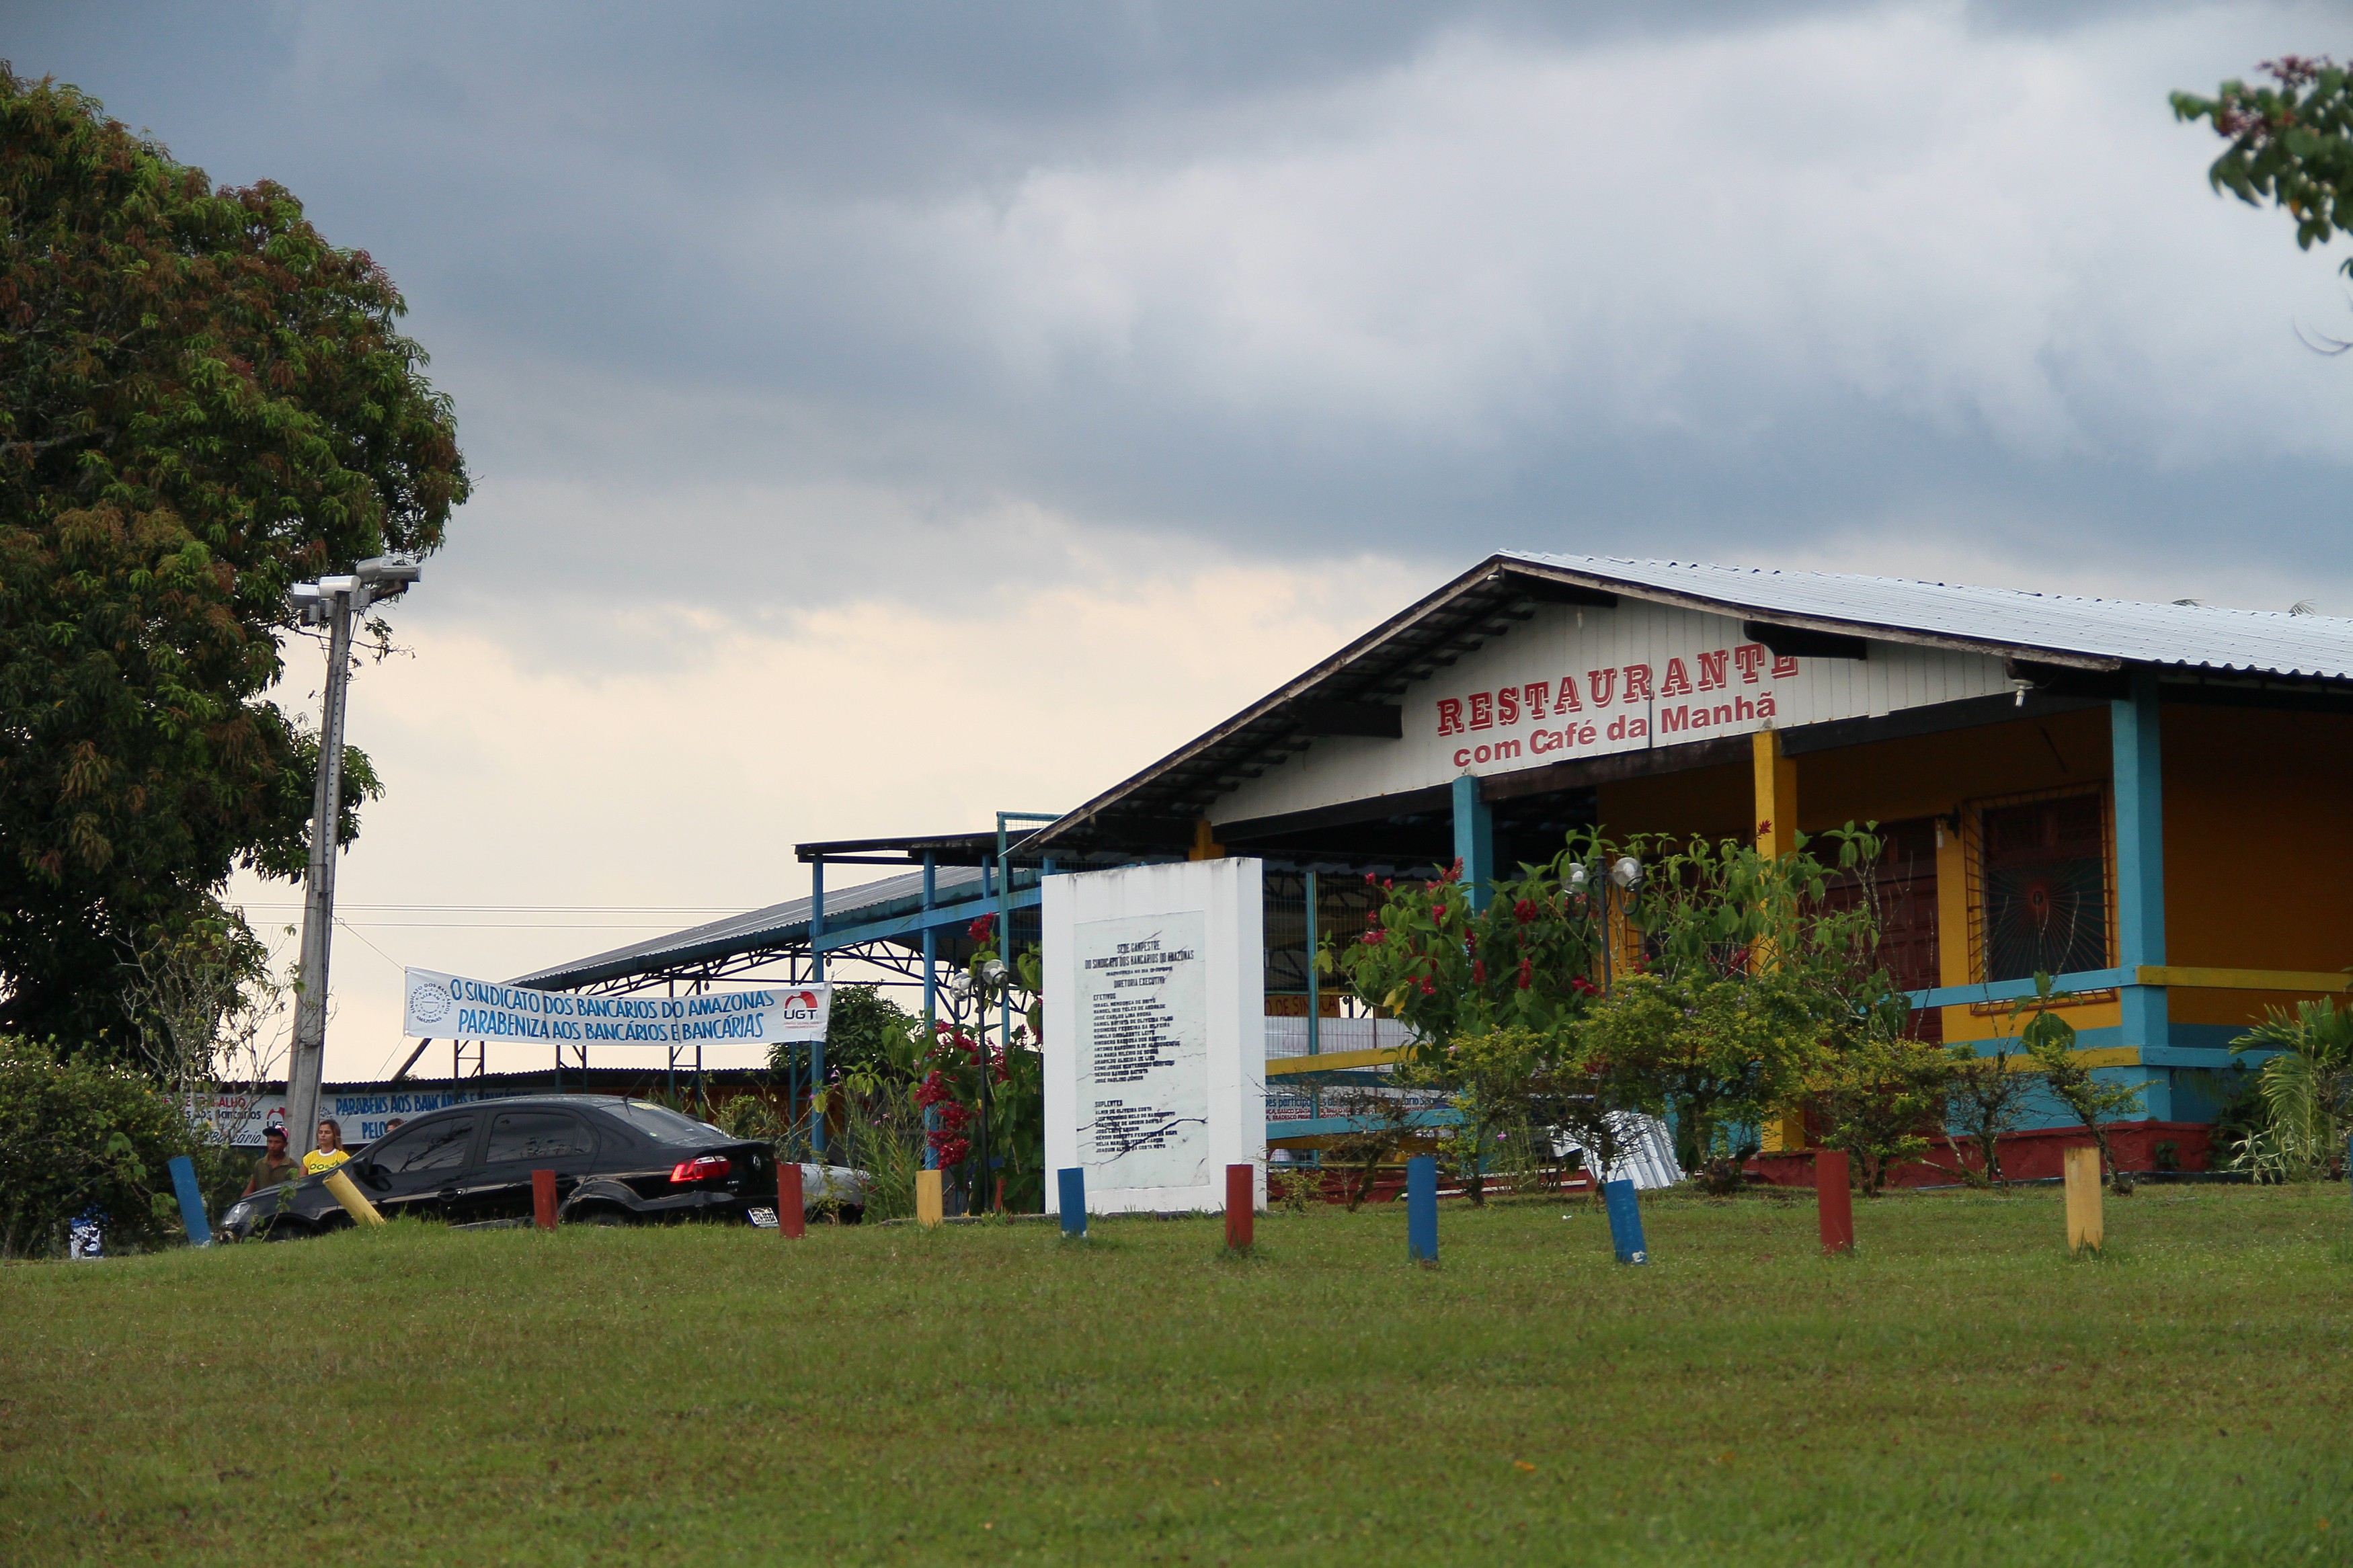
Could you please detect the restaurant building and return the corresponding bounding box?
[1022,552,2353,1173]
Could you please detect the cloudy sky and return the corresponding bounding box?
[8,1,2348,1077]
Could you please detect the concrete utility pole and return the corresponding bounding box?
[283,555,420,1147]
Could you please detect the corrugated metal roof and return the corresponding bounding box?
[511,863,988,992]
[1503,552,2353,678]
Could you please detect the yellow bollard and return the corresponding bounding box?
[916,1169,944,1229]
[321,1169,386,1227]
[2061,1146,2102,1255]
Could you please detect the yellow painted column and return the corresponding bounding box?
[321,1169,385,1227]
[1751,727,1798,858]
[1752,727,1804,1152]
[1189,819,1226,861]
[1934,813,1970,1041]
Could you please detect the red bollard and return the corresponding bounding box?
[1816,1149,1854,1255]
[532,1169,557,1231]
[1225,1163,1254,1250]
[778,1161,806,1240]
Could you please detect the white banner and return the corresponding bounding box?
[401,968,831,1046]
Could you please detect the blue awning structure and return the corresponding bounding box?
[512,831,1053,993]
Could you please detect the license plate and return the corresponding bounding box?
[746,1207,778,1229]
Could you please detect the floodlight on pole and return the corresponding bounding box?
[282,555,422,1151]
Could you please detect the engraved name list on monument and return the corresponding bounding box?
[1076,909,1210,1190]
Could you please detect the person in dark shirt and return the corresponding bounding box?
[243,1125,301,1195]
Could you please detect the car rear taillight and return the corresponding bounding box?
[670,1155,731,1185]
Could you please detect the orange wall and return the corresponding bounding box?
[1597,761,1749,841]
[1796,708,2108,831]
[2161,704,2353,1025]
[1588,703,2353,1038]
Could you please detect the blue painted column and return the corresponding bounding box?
[921,852,938,1171]
[2111,671,2169,1058]
[167,1155,210,1247]
[810,858,826,1156]
[1406,1155,1438,1261]
[1603,1178,1648,1264]
[1451,774,1494,911]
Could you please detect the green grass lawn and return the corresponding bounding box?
[4,1184,2350,1565]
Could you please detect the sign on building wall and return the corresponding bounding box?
[191,1087,475,1147]
[401,969,830,1046]
[1043,859,1267,1216]
[1212,600,2013,825]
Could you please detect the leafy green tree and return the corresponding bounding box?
[2173,56,2353,269]
[1330,850,1607,1058]
[1939,1033,2039,1189]
[1585,829,1887,1185]
[1400,1026,1544,1207]
[1334,826,1898,1192]
[0,69,467,1059]
[1808,1028,1950,1196]
[0,1036,193,1256]
[781,983,922,1082]
[1583,968,1827,1186]
[2015,975,2145,1193]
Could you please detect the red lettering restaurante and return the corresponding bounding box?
[1434,643,1792,739]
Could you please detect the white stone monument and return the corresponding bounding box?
[1043,858,1266,1216]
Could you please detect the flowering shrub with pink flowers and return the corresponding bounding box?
[1328,833,1619,1062]
[912,913,1046,1210]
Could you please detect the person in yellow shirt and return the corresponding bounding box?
[303,1118,352,1175]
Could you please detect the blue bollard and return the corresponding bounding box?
[1603,1178,1646,1264]
[167,1155,211,1247]
[1058,1167,1087,1239]
[1406,1155,1438,1262]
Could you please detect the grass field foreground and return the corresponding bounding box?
[4,1184,2351,1565]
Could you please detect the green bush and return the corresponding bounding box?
[0,1038,192,1257]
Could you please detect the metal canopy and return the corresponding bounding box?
[508,863,990,992]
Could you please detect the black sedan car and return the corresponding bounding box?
[218,1094,865,1240]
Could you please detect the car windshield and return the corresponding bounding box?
[610,1100,729,1146]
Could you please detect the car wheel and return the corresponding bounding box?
[571,1207,633,1227]
[261,1219,314,1243]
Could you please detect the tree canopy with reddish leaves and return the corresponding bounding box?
[2174,56,2353,270]
[0,67,467,1059]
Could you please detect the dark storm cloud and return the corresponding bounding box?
[5,0,2350,610]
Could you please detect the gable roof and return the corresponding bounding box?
[1028,551,2353,852]
[1501,552,2353,679]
